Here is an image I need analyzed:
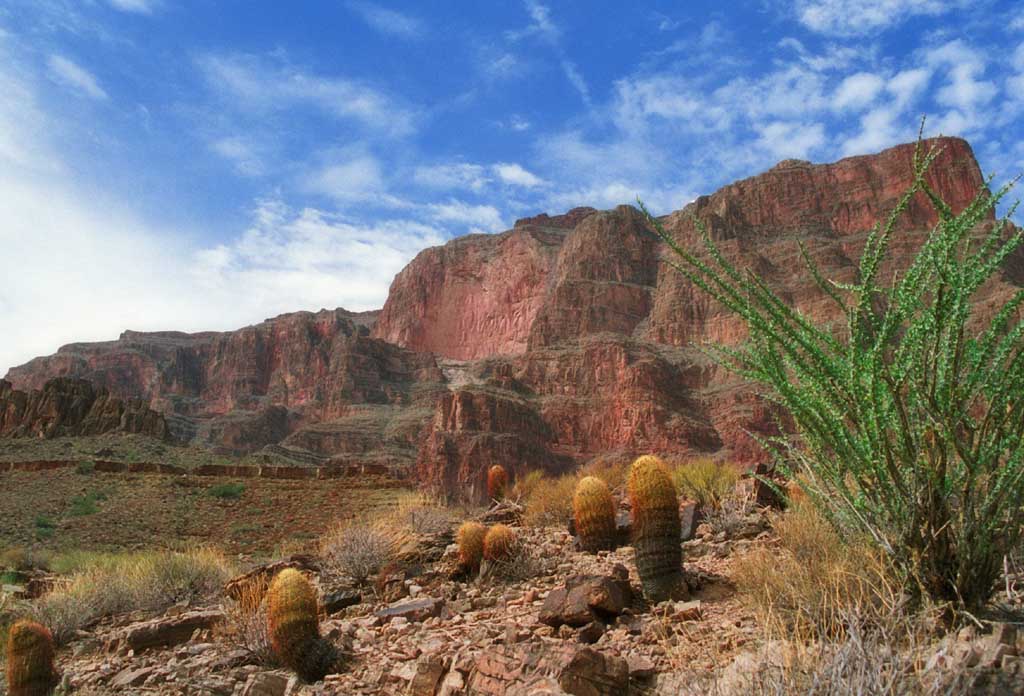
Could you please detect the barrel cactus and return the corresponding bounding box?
[627,455,683,602]
[482,524,518,562]
[5,619,57,696]
[456,520,487,572]
[266,569,337,682]
[573,476,617,552]
[487,464,508,501]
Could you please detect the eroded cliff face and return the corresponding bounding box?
[8,138,1014,501]
[0,377,168,440]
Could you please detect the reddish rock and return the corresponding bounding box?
[0,377,168,440]
[7,138,1015,483]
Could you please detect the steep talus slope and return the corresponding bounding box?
[8,138,1016,500]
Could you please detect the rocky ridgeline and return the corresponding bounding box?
[8,493,1022,696]
[6,138,1021,501]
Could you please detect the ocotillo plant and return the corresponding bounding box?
[628,455,683,602]
[487,464,508,501]
[266,569,337,682]
[456,520,487,572]
[6,619,57,696]
[573,475,617,552]
[638,129,1024,609]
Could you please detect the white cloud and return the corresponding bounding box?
[47,55,107,100]
[211,136,264,176]
[494,162,544,187]
[832,71,885,110]
[795,0,964,36]
[427,200,504,232]
[507,0,561,43]
[561,60,591,104]
[413,163,489,191]
[346,2,424,39]
[303,154,410,208]
[506,115,531,131]
[107,0,160,13]
[755,121,826,159]
[198,53,415,136]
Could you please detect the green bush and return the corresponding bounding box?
[641,133,1024,610]
[33,517,56,540]
[208,482,246,500]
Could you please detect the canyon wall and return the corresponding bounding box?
[7,138,1015,500]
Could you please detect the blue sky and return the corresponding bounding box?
[1,0,1023,374]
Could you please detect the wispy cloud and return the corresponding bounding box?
[414,163,489,191]
[506,1,590,105]
[210,136,264,177]
[47,54,107,100]
[107,0,161,13]
[427,200,504,233]
[197,53,417,136]
[795,0,967,36]
[346,1,425,39]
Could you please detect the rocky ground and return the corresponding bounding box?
[7,499,1023,696]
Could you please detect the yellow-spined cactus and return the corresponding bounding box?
[628,455,683,602]
[266,569,337,682]
[456,520,487,572]
[487,464,509,501]
[5,619,57,696]
[482,524,518,562]
[573,476,617,552]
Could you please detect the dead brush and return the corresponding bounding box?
[478,531,543,583]
[218,578,277,667]
[389,491,454,536]
[319,521,397,587]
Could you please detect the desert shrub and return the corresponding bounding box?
[734,503,895,638]
[32,548,234,644]
[704,488,756,538]
[208,482,245,500]
[671,458,739,512]
[388,492,453,536]
[0,548,50,573]
[512,470,545,501]
[641,133,1024,610]
[522,473,577,528]
[75,460,95,475]
[220,578,276,667]
[319,523,394,586]
[580,457,629,491]
[33,517,55,540]
[68,490,106,517]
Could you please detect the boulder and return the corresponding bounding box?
[539,574,633,628]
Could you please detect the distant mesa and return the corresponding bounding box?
[6,137,1015,502]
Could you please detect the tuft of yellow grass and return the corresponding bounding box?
[671,458,739,512]
[521,473,577,528]
[734,502,897,640]
[32,547,234,645]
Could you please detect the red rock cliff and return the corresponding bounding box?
[7,138,1013,500]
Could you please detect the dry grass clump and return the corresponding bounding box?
[32,548,234,644]
[671,458,739,513]
[319,522,396,586]
[521,473,577,528]
[388,491,454,536]
[734,502,896,639]
[579,457,629,492]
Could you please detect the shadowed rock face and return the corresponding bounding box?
[0,377,168,440]
[7,138,1017,501]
